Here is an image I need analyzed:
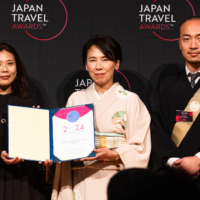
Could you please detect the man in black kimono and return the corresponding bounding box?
[149,16,200,180]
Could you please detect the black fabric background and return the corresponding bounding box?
[0,1,200,198]
[0,0,199,108]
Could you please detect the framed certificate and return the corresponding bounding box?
[8,104,95,162]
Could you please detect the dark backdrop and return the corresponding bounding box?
[1,0,200,198]
[0,0,199,108]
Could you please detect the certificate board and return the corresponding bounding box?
[8,104,95,162]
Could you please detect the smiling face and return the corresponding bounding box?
[0,50,17,94]
[85,45,120,89]
[179,19,200,71]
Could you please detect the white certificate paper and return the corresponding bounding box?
[8,104,95,162]
[52,105,95,162]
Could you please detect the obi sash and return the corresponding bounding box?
[171,88,200,147]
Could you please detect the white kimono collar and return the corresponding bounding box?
[92,82,119,99]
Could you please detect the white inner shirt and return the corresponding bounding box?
[185,65,200,84]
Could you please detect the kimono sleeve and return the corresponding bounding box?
[66,92,75,107]
[115,94,151,169]
[65,91,84,107]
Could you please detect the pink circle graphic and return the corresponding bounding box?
[153,0,195,41]
[25,0,68,41]
[116,70,131,91]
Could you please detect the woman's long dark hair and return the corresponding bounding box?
[0,43,28,98]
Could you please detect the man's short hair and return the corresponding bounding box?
[179,16,200,35]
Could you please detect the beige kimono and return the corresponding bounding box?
[48,82,151,200]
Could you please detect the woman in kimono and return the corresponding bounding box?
[48,35,151,200]
[0,43,45,200]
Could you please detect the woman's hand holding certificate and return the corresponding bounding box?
[1,150,24,164]
[39,159,53,166]
[80,148,119,161]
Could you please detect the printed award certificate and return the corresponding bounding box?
[8,104,95,162]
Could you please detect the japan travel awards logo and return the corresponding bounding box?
[139,0,195,41]
[74,76,93,92]
[11,0,68,41]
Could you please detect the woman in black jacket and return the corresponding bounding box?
[0,43,45,200]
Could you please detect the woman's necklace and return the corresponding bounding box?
[0,114,6,123]
[0,93,12,124]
